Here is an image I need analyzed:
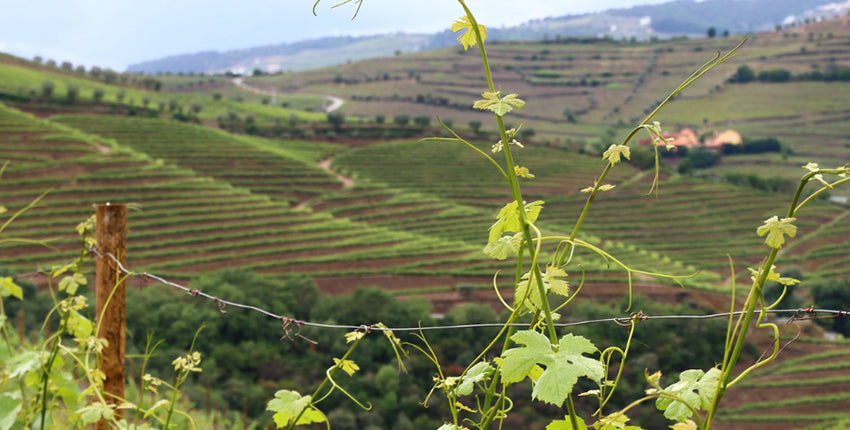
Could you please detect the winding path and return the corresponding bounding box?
[232,77,344,112]
[318,157,355,189]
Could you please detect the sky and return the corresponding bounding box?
[0,0,673,71]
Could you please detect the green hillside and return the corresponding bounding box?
[249,13,850,184]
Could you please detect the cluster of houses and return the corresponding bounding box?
[639,128,743,150]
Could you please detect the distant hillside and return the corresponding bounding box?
[126,0,846,74]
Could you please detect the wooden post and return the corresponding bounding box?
[95,203,127,429]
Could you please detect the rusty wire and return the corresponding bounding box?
[13,247,848,340]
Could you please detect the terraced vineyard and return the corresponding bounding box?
[715,337,850,429]
[53,114,345,206]
[0,102,517,299]
[332,140,850,289]
[252,13,850,183]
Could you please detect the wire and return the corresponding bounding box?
[36,247,849,337]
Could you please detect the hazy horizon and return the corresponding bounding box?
[0,0,674,72]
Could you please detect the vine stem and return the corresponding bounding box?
[705,169,831,428]
[458,1,571,427]
[287,334,366,430]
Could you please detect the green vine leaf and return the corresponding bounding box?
[58,272,87,295]
[514,165,535,179]
[457,361,494,396]
[0,394,21,430]
[602,144,631,165]
[655,367,721,422]
[333,358,360,376]
[501,330,603,406]
[65,310,93,339]
[545,415,588,430]
[597,413,645,429]
[450,15,487,50]
[516,266,570,309]
[488,200,543,243]
[473,91,526,117]
[483,232,522,260]
[748,264,800,286]
[0,277,22,300]
[267,390,327,428]
[756,216,797,249]
[78,401,116,424]
[438,424,471,430]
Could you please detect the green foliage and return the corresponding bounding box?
[810,278,850,336]
[502,331,604,406]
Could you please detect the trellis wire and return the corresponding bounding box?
[12,247,849,337]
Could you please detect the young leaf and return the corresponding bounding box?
[482,233,521,260]
[58,272,87,295]
[655,367,721,422]
[438,424,471,430]
[545,415,588,430]
[65,310,93,339]
[0,394,22,430]
[501,331,603,406]
[77,402,115,424]
[473,91,526,117]
[450,15,486,50]
[603,144,631,165]
[516,265,570,309]
[515,165,535,179]
[333,358,360,376]
[457,361,494,396]
[756,216,797,249]
[488,200,544,243]
[671,420,697,430]
[0,277,22,300]
[597,413,645,430]
[267,390,327,428]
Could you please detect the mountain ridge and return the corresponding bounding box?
[128,0,847,74]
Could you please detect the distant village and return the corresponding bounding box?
[639,128,742,150]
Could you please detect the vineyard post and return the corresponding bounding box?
[95,203,127,429]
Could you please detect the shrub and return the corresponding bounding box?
[40,80,55,97]
[392,114,410,126]
[413,115,431,127]
[65,84,79,103]
[728,65,755,83]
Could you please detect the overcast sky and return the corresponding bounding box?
[0,0,674,71]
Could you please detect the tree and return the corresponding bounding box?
[392,114,410,126]
[683,147,720,169]
[468,120,482,133]
[811,278,850,336]
[41,80,55,97]
[327,111,346,130]
[413,115,431,127]
[93,88,105,102]
[65,84,79,103]
[729,65,755,83]
[707,27,717,38]
[190,102,203,116]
